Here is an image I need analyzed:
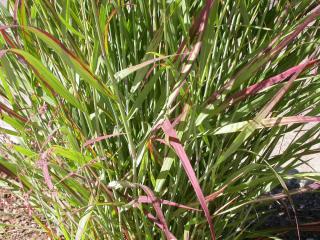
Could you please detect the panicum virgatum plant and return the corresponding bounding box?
[1,0,320,239]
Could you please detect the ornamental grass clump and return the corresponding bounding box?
[1,0,320,239]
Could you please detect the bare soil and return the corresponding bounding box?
[0,186,48,240]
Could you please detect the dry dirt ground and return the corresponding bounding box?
[0,179,48,240]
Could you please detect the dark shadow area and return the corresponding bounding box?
[261,175,320,239]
